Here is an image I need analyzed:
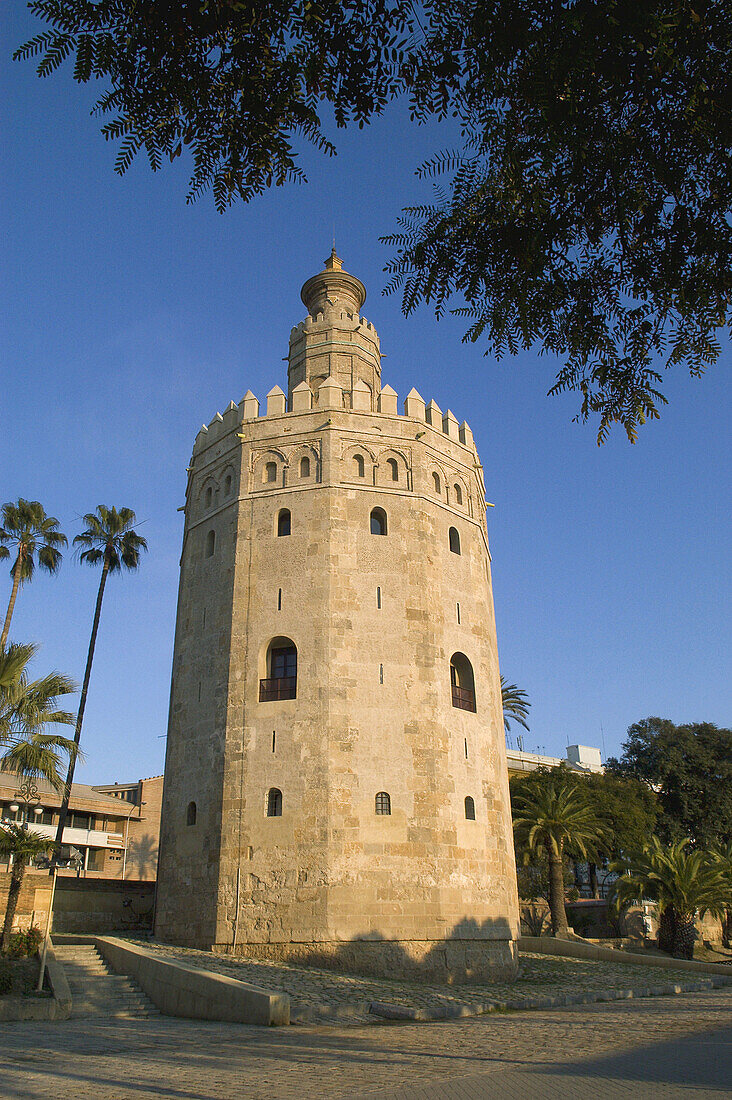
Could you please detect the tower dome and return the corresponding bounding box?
[288,249,381,409]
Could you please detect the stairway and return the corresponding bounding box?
[54,944,160,1019]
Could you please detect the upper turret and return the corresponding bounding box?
[288,249,381,409]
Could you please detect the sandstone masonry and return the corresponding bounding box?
[155,250,520,981]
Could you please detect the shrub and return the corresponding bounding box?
[0,964,12,995]
[6,927,44,959]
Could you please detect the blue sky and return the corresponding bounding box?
[2,8,730,785]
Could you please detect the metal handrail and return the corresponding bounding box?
[259,676,297,701]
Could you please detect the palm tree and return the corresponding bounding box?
[612,837,728,959]
[501,676,531,734]
[0,642,78,791]
[0,500,67,649]
[708,841,732,950]
[54,507,147,854]
[0,824,53,953]
[512,772,604,936]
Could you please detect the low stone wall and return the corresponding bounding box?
[520,935,732,976]
[52,879,155,933]
[0,943,71,1022]
[96,937,289,1026]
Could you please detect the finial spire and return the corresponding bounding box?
[324,246,343,272]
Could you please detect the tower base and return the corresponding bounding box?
[213,937,519,984]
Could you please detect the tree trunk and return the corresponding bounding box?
[658,905,676,954]
[588,862,600,899]
[672,910,697,960]
[0,553,23,650]
[53,561,109,858]
[548,852,569,937]
[1,862,26,954]
[723,909,732,950]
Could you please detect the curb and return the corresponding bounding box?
[368,974,732,1022]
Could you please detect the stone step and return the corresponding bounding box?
[55,945,160,1019]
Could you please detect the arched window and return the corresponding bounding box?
[464,796,476,820]
[454,483,463,505]
[277,508,291,537]
[387,458,399,482]
[205,486,213,508]
[432,472,441,494]
[354,454,365,478]
[375,792,391,815]
[205,530,216,558]
[260,637,297,700]
[449,527,461,555]
[450,652,476,712]
[186,801,197,826]
[224,474,232,495]
[370,508,387,536]
[265,461,277,483]
[267,788,282,817]
[300,456,310,478]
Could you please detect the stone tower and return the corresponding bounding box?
[155,251,520,981]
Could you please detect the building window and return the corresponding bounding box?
[186,801,197,826]
[225,474,232,495]
[267,788,283,817]
[464,796,476,820]
[387,458,398,482]
[370,508,387,535]
[277,508,291,537]
[457,602,461,624]
[205,530,216,558]
[354,454,365,478]
[377,587,382,609]
[379,663,384,684]
[449,527,461,555]
[260,638,297,701]
[277,588,282,611]
[375,792,391,815]
[265,461,277,483]
[432,472,441,494]
[300,456,310,478]
[450,652,476,712]
[205,486,213,508]
[454,483,463,505]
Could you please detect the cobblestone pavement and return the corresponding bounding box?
[125,939,717,1022]
[1,986,730,1099]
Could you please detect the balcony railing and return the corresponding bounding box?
[259,676,297,702]
[451,685,476,712]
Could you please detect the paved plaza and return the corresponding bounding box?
[1,986,730,1099]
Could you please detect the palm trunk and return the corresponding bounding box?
[1,861,26,953]
[672,909,696,960]
[658,904,676,954]
[723,909,732,950]
[0,553,23,650]
[548,850,569,937]
[53,561,109,858]
[588,862,600,899]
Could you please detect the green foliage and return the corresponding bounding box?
[74,505,148,574]
[580,771,658,862]
[607,717,732,848]
[500,676,530,733]
[0,499,67,647]
[16,1,732,441]
[611,836,729,958]
[0,824,54,867]
[5,927,44,959]
[0,642,78,791]
[0,963,11,994]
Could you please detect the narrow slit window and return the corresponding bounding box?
[205,530,215,558]
[354,454,365,478]
[265,461,277,483]
[464,738,468,760]
[432,472,441,494]
[186,801,197,826]
[277,509,291,537]
[272,731,276,753]
[387,458,399,482]
[377,587,382,609]
[379,663,384,684]
[277,588,282,611]
[300,456,310,478]
[449,527,461,555]
[454,483,463,505]
[198,682,201,702]
[464,796,476,820]
[225,474,232,495]
[205,487,212,508]
[457,602,461,624]
[375,792,391,815]
[267,788,282,817]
